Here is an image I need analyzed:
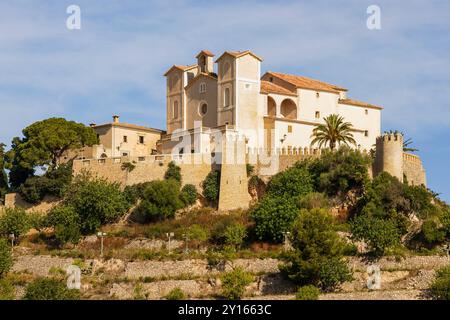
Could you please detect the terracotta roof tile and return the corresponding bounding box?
[260,80,297,96]
[216,50,263,62]
[339,98,383,110]
[196,50,214,57]
[267,71,347,93]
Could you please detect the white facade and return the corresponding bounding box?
[161,50,382,154]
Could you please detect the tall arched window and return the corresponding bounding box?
[173,101,179,119]
[280,99,297,119]
[224,88,230,107]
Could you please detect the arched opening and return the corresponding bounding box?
[280,99,297,119]
[224,88,230,107]
[267,96,276,116]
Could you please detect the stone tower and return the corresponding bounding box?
[374,132,404,182]
[218,133,251,211]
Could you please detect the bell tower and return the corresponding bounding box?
[196,50,214,74]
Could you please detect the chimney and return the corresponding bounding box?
[113,115,120,123]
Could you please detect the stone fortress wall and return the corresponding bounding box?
[71,132,426,212]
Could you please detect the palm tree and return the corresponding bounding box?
[310,114,356,150]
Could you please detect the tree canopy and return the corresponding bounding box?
[5,118,98,188]
[0,143,8,199]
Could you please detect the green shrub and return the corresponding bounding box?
[165,287,186,300]
[318,257,353,291]
[422,219,446,244]
[0,279,15,300]
[164,161,182,183]
[308,146,371,197]
[123,182,152,205]
[0,207,30,237]
[429,266,450,300]
[280,208,352,291]
[250,196,298,243]
[295,285,320,300]
[202,170,220,203]
[266,162,313,198]
[0,239,13,278]
[65,175,129,234]
[220,267,254,300]
[180,184,198,206]
[46,205,81,245]
[297,192,329,210]
[121,162,136,172]
[23,277,80,300]
[135,179,183,222]
[19,164,72,203]
[350,215,401,256]
[187,224,209,242]
[223,223,247,248]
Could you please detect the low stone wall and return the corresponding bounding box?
[4,193,61,213]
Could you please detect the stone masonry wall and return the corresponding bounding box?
[403,152,427,186]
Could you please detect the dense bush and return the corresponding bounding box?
[223,223,247,248]
[295,285,320,300]
[250,196,298,243]
[429,266,450,300]
[350,215,400,255]
[165,287,186,300]
[123,182,152,205]
[64,175,129,234]
[0,207,30,237]
[421,218,446,244]
[19,163,72,204]
[187,224,210,242]
[164,161,182,183]
[266,162,313,198]
[135,179,183,222]
[23,278,80,300]
[308,146,371,197]
[220,267,254,300]
[46,205,81,245]
[0,239,13,277]
[0,279,14,300]
[280,208,352,291]
[202,170,220,203]
[180,184,198,206]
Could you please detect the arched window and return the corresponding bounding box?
[280,99,297,119]
[224,88,230,107]
[200,103,208,116]
[173,101,179,119]
[267,96,276,116]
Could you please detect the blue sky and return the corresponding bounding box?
[0,0,449,201]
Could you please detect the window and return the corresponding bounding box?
[245,83,251,90]
[123,135,127,143]
[199,82,207,93]
[200,103,208,116]
[224,88,230,107]
[139,136,145,144]
[173,101,178,119]
[364,130,369,137]
[122,152,129,157]
[365,109,368,115]
[287,125,292,133]
[316,92,320,98]
[315,111,320,119]
[269,77,273,82]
